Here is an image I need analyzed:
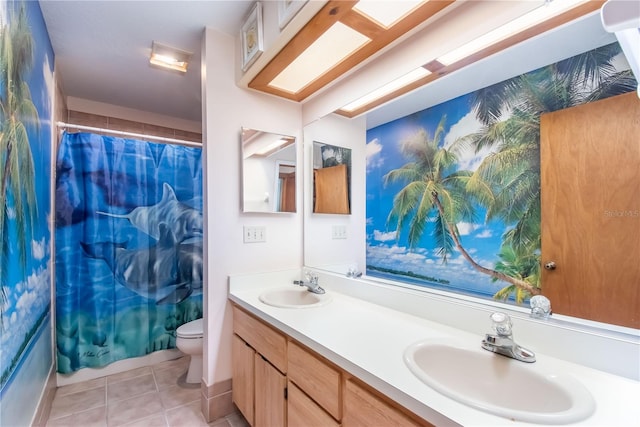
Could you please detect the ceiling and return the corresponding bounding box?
[38,1,618,128]
[39,0,253,123]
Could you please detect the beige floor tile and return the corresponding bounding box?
[152,357,189,373]
[107,366,152,384]
[49,387,106,420]
[55,377,106,397]
[165,401,208,427]
[152,364,187,390]
[207,418,230,427]
[46,405,107,427]
[225,412,250,427]
[107,373,157,402]
[158,384,200,410]
[107,391,163,427]
[120,414,168,427]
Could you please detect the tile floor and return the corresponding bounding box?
[46,357,250,427]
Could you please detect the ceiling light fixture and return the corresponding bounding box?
[341,67,431,112]
[336,0,599,117]
[352,0,426,29]
[149,41,192,73]
[437,0,589,66]
[268,22,371,94]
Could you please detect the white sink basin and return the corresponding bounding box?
[259,287,332,308]
[404,338,595,424]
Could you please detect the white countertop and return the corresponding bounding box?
[228,272,640,427]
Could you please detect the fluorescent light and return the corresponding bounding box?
[353,0,426,28]
[341,67,431,112]
[255,138,292,156]
[437,0,588,65]
[269,22,370,93]
[149,41,192,73]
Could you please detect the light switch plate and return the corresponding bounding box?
[244,226,266,243]
[331,225,347,239]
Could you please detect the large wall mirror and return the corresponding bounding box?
[312,141,351,214]
[302,11,640,332]
[241,127,296,213]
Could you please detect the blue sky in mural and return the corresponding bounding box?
[366,94,508,298]
[1,0,54,390]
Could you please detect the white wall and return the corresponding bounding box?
[303,114,366,273]
[201,27,303,386]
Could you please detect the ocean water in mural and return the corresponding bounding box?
[55,132,203,374]
[365,42,636,305]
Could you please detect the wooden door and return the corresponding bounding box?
[232,334,255,425]
[279,172,296,212]
[254,354,286,427]
[314,164,350,214]
[540,92,640,328]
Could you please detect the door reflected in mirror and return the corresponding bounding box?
[241,127,296,213]
[313,141,351,214]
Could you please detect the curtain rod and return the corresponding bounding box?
[56,122,202,148]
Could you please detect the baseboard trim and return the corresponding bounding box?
[31,365,57,427]
[200,378,234,422]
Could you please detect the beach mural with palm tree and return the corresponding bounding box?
[366,41,635,305]
[0,0,53,399]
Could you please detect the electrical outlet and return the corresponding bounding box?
[243,226,266,243]
[331,225,347,239]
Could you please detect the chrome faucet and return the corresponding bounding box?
[481,312,536,363]
[293,270,325,294]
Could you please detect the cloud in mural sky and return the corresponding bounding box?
[32,238,46,260]
[444,111,497,172]
[373,229,397,242]
[365,138,384,172]
[41,55,54,124]
[457,222,481,236]
[0,265,50,370]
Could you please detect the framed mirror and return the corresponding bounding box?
[241,127,296,213]
[313,141,351,214]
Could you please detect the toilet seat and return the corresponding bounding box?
[177,318,203,339]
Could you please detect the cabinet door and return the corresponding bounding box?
[288,381,340,427]
[232,334,255,425]
[254,354,287,427]
[344,379,429,427]
[540,92,640,328]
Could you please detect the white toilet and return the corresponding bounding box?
[176,318,203,384]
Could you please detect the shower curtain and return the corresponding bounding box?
[55,131,203,374]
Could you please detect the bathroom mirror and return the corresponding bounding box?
[241,127,296,213]
[312,141,351,214]
[302,12,640,332]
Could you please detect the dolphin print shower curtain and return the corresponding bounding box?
[55,131,203,373]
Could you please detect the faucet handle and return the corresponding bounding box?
[530,295,552,319]
[304,269,319,285]
[489,312,512,336]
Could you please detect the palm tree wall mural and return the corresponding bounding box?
[366,41,635,305]
[0,0,53,403]
[0,2,39,325]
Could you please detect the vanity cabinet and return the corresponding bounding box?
[232,304,431,427]
[232,306,287,427]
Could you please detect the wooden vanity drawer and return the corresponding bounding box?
[288,380,340,427]
[233,306,287,372]
[344,378,432,427]
[287,340,342,420]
